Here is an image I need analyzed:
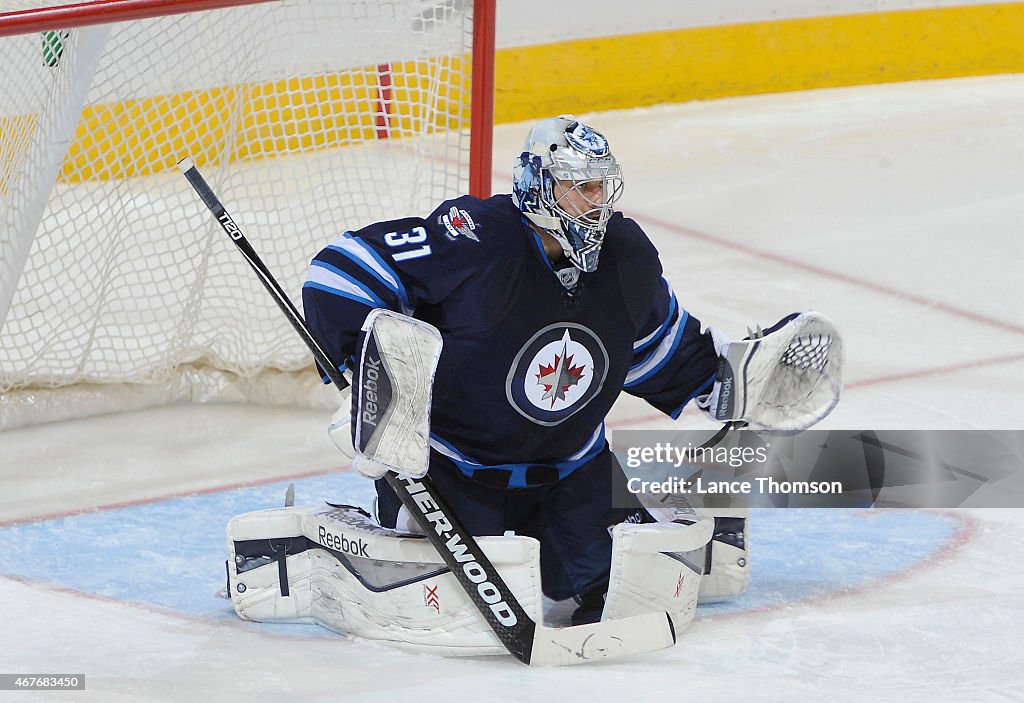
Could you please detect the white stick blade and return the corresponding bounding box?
[529,612,676,666]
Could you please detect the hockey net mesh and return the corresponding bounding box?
[0,0,478,428]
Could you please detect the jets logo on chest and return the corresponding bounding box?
[506,323,609,426]
[536,330,586,407]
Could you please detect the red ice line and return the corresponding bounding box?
[634,212,1024,338]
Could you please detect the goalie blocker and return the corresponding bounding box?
[226,503,713,658]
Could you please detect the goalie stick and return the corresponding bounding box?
[178,157,676,666]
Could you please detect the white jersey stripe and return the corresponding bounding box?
[566,424,604,460]
[305,262,385,308]
[625,310,689,387]
[327,233,412,310]
[634,282,678,352]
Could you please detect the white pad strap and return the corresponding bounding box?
[327,384,355,458]
[603,518,713,633]
[696,508,750,603]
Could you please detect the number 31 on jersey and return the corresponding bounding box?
[385,227,432,262]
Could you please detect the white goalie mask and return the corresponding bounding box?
[513,115,624,272]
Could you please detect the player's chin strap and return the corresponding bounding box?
[697,311,845,433]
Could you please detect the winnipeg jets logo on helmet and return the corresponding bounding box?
[506,323,609,426]
[565,122,609,157]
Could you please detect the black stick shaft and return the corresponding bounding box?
[179,159,347,390]
[179,158,536,664]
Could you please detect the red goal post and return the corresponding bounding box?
[0,0,495,429]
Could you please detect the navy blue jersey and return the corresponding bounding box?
[302,194,718,487]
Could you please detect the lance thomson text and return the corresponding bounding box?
[626,475,845,496]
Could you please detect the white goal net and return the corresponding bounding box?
[0,0,492,429]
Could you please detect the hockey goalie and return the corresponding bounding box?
[216,116,844,663]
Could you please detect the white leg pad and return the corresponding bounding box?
[227,505,544,656]
[602,518,713,634]
[696,508,750,603]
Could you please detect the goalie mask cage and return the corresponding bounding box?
[0,0,495,429]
